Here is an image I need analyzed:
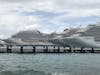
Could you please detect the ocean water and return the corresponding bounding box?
[0,53,100,75]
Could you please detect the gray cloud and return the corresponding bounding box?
[0,0,99,38]
[0,0,32,2]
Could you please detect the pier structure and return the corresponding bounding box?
[0,44,100,53]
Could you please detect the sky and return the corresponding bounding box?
[0,0,100,39]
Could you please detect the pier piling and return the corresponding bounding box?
[80,47,85,53]
[91,48,94,53]
[69,46,72,53]
[7,45,12,53]
[57,46,60,52]
[32,46,36,53]
[43,46,48,53]
[53,46,56,52]
[63,46,66,52]
[45,46,48,53]
[20,46,23,53]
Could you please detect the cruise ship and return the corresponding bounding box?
[49,23,100,48]
[4,30,53,45]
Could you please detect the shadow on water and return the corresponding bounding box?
[0,70,51,75]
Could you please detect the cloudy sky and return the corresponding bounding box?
[0,0,100,39]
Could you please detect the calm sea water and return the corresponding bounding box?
[0,53,100,75]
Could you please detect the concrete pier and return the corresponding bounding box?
[0,45,99,53]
